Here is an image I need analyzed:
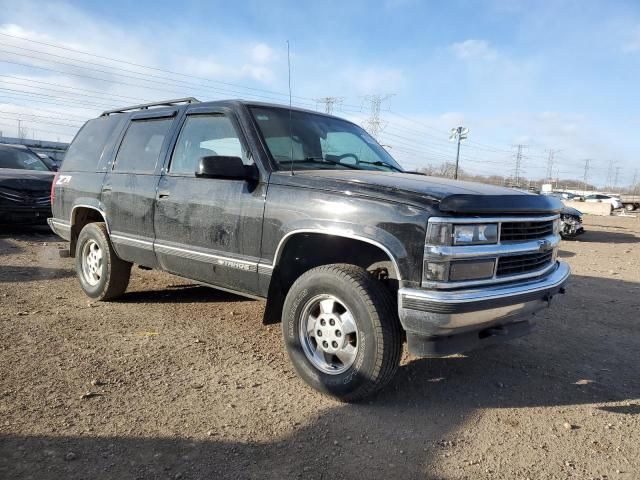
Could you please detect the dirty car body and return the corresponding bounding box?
[48,99,570,400]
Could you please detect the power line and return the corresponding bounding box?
[0,31,315,102]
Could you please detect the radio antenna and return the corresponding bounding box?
[287,40,294,176]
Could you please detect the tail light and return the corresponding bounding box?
[50,173,59,204]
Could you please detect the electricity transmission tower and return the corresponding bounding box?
[363,94,393,139]
[314,96,343,114]
[582,159,591,194]
[614,166,621,192]
[512,144,527,186]
[606,160,614,189]
[633,169,639,194]
[546,149,555,182]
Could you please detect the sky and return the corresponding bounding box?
[0,0,638,187]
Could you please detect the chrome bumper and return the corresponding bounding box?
[398,261,570,339]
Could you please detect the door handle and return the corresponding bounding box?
[157,190,171,199]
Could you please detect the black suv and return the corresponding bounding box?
[49,98,570,401]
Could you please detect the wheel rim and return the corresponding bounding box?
[299,294,359,375]
[81,239,103,286]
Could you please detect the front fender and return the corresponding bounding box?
[261,184,433,287]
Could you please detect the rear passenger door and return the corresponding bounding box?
[153,107,266,294]
[102,110,177,268]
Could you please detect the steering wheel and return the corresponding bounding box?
[335,153,359,164]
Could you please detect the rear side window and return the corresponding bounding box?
[62,116,122,172]
[114,118,173,174]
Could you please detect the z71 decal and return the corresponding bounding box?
[55,175,72,185]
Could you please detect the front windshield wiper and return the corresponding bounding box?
[356,160,404,172]
[297,157,404,172]
[295,157,359,170]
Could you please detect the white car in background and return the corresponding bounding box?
[584,194,623,209]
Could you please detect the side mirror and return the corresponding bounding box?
[195,156,258,181]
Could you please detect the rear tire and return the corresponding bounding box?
[282,264,402,402]
[625,204,636,212]
[75,222,132,300]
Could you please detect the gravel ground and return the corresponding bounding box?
[0,215,639,480]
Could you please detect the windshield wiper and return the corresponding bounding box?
[356,160,404,172]
[296,157,359,170]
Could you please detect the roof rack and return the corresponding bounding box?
[100,97,200,116]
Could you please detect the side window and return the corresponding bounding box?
[63,116,122,172]
[170,114,249,175]
[114,118,173,174]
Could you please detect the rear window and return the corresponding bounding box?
[113,118,174,174]
[62,116,122,172]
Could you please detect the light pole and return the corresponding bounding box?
[449,126,468,180]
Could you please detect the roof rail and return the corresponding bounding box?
[100,97,200,116]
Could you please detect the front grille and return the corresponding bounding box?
[0,188,50,205]
[496,251,553,277]
[500,220,553,241]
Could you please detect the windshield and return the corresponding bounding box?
[250,107,403,172]
[0,147,50,171]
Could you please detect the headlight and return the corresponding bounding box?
[426,223,498,246]
[453,224,498,245]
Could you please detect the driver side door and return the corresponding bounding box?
[153,107,266,295]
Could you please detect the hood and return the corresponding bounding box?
[0,168,55,192]
[270,170,563,215]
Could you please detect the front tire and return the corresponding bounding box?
[75,222,132,300]
[625,204,636,212]
[282,264,402,402]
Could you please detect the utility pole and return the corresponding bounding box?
[614,166,621,193]
[17,119,23,142]
[314,97,343,115]
[582,159,591,195]
[449,126,469,180]
[363,94,393,140]
[633,169,638,194]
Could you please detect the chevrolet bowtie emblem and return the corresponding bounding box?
[538,239,551,252]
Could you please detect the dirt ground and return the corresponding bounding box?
[0,215,639,480]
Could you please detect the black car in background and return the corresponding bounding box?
[0,144,55,224]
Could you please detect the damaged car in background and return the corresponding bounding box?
[559,206,585,239]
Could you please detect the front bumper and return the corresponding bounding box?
[0,204,51,223]
[398,261,570,356]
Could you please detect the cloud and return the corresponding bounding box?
[342,66,406,95]
[250,43,276,64]
[450,39,498,61]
